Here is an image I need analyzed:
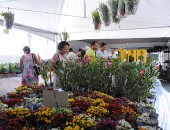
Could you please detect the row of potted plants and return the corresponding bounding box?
[53,58,159,102]
[0,63,20,74]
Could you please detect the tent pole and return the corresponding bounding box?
[54,34,58,52]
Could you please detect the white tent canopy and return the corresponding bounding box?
[0,0,170,42]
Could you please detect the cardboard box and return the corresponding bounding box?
[43,90,68,108]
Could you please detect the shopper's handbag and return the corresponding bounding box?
[32,54,41,76]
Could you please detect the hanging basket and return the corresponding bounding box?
[1,11,15,29]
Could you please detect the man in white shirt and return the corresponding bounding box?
[67,48,78,63]
[109,48,117,59]
[96,42,109,59]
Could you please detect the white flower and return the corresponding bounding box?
[116,119,134,130]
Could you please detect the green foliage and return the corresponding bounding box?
[57,59,159,102]
[0,63,20,73]
[59,31,69,41]
[115,59,159,102]
[1,11,14,24]
[99,3,111,26]
[92,10,101,24]
[108,0,120,23]
[1,63,9,73]
[40,60,53,87]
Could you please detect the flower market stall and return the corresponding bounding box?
[0,0,170,129]
[0,59,163,130]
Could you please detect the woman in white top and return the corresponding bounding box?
[51,41,69,88]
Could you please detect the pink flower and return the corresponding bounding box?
[139,70,144,76]
[86,56,91,63]
[106,61,112,66]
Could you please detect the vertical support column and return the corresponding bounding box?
[54,33,58,53]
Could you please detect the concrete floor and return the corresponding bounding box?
[0,76,44,96]
[161,80,170,92]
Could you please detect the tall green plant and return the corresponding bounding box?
[115,60,159,102]
[99,3,111,26]
[58,59,159,102]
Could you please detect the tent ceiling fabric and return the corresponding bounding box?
[0,0,170,41]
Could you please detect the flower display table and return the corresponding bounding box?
[0,73,17,78]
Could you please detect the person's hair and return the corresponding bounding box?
[91,41,98,47]
[100,42,106,47]
[111,48,115,50]
[57,41,69,50]
[23,46,30,54]
[81,50,86,58]
[78,48,82,52]
[69,48,73,52]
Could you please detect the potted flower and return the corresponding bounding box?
[99,3,111,26]
[92,9,102,30]
[1,11,15,29]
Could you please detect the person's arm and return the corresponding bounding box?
[33,53,41,65]
[20,56,24,72]
[51,53,58,71]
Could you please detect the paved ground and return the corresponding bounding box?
[161,80,170,92]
